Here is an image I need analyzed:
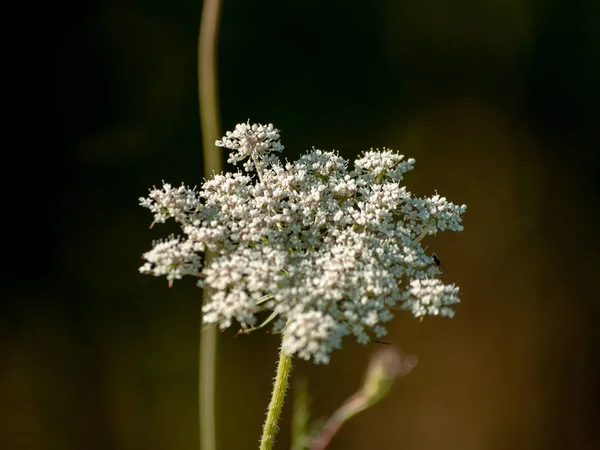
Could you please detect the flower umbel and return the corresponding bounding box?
[140,122,467,363]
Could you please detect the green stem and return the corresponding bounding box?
[199,0,223,175]
[198,1,223,450]
[260,339,294,450]
[199,311,217,450]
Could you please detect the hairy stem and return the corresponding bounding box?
[260,339,294,450]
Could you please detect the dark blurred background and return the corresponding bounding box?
[4,0,599,449]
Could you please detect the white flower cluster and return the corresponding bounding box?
[216,121,284,175]
[140,236,205,286]
[139,122,467,364]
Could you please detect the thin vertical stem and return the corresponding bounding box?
[199,0,222,174]
[260,340,294,450]
[198,1,223,450]
[199,317,217,450]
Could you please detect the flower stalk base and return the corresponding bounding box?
[260,339,293,450]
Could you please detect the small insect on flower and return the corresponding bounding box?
[432,252,451,277]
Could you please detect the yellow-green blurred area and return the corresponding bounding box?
[4,0,598,449]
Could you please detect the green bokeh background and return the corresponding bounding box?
[5,0,599,449]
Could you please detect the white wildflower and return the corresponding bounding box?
[282,310,347,364]
[216,121,284,175]
[401,278,460,318]
[139,122,467,363]
[139,183,200,225]
[139,236,204,286]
